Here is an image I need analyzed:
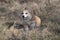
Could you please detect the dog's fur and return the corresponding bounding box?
[20,9,41,31]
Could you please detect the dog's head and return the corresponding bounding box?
[20,10,32,21]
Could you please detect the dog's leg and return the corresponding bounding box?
[24,25,29,32]
[30,21,36,30]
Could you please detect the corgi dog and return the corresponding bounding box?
[20,9,41,31]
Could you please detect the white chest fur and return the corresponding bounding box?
[23,19,36,26]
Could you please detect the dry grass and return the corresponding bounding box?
[0,0,60,40]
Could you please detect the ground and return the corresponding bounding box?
[0,0,60,40]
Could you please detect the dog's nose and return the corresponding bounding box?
[22,16,24,18]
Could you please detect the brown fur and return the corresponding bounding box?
[30,15,41,27]
[34,16,41,27]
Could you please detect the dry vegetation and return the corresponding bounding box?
[0,0,60,40]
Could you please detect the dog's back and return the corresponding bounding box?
[34,16,41,27]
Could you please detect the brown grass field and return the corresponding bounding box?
[0,0,60,40]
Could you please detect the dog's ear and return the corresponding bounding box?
[30,9,34,16]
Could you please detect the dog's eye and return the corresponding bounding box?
[21,13,23,14]
[26,13,28,14]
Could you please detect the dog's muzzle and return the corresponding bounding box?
[22,15,27,20]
